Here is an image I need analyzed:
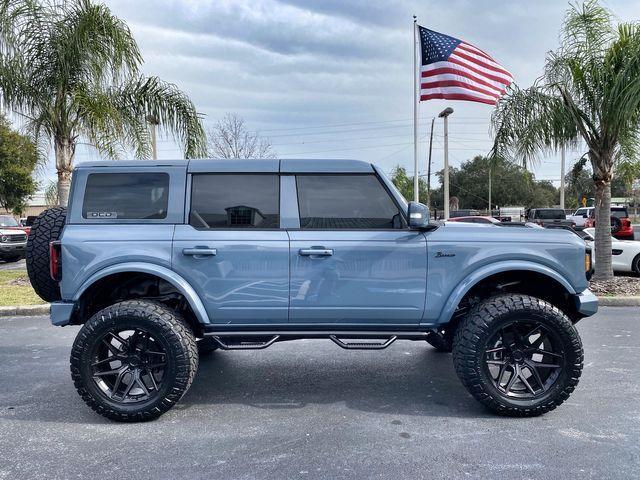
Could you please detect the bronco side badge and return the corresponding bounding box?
[435,251,455,258]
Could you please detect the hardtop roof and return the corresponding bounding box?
[75,158,374,173]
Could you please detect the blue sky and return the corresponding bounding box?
[39,0,640,190]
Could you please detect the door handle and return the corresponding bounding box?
[182,247,217,257]
[299,248,333,257]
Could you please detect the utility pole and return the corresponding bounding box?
[426,117,435,209]
[488,167,492,214]
[439,107,454,219]
[147,114,160,160]
[560,147,566,209]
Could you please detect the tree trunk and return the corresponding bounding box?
[593,180,614,281]
[54,137,75,207]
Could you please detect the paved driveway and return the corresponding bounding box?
[0,308,638,480]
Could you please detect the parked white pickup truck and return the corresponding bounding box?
[568,207,593,227]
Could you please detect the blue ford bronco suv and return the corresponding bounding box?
[25,159,597,422]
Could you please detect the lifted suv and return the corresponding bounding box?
[27,159,597,422]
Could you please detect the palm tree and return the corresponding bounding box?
[0,0,206,205]
[491,0,640,280]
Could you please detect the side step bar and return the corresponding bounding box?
[212,335,280,350]
[203,330,431,351]
[329,335,397,350]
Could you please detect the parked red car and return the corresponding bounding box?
[584,206,634,239]
[0,215,30,235]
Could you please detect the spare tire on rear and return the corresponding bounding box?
[26,207,66,302]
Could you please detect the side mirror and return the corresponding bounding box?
[408,202,430,229]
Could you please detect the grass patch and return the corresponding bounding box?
[0,270,46,306]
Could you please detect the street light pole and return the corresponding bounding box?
[438,107,454,219]
[146,114,160,160]
[426,117,435,210]
[488,167,492,213]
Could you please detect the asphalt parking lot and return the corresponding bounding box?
[0,258,25,270]
[0,308,638,480]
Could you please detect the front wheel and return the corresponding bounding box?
[633,254,640,276]
[70,300,199,422]
[452,294,583,417]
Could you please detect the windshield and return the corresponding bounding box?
[535,209,566,219]
[0,216,19,227]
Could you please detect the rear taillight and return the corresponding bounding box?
[49,240,62,281]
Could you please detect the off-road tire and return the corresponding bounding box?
[425,329,453,352]
[452,294,583,417]
[26,207,66,302]
[70,300,199,422]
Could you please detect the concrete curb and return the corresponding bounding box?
[0,304,50,317]
[597,296,640,307]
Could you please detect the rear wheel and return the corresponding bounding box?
[633,254,640,275]
[452,294,583,417]
[70,300,198,422]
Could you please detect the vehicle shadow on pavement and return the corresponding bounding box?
[178,342,489,419]
[0,342,489,424]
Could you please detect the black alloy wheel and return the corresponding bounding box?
[483,321,564,398]
[90,327,167,403]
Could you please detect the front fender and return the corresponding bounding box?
[73,262,210,324]
[434,260,576,325]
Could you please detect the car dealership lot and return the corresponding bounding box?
[0,310,639,480]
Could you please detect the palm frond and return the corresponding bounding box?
[490,84,579,167]
[562,0,614,58]
[113,76,207,159]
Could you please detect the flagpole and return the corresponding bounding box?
[413,15,419,203]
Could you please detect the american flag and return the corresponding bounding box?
[418,26,513,105]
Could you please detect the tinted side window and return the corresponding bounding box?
[190,174,279,229]
[82,173,169,219]
[296,174,403,229]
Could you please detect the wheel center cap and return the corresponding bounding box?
[512,350,524,362]
[128,355,141,367]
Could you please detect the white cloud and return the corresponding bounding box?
[39,0,640,191]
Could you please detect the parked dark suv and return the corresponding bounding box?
[526,208,576,228]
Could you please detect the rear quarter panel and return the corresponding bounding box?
[60,164,186,300]
[59,224,176,300]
